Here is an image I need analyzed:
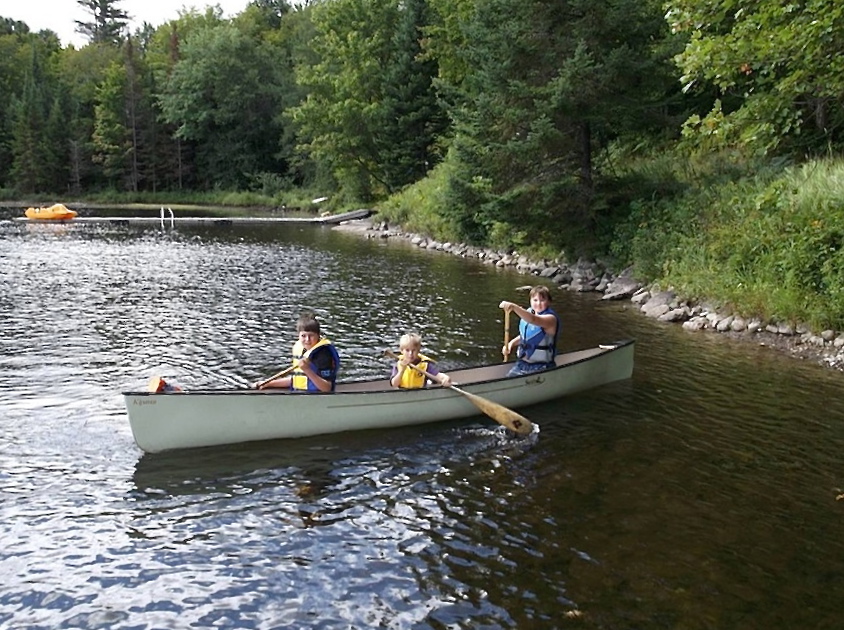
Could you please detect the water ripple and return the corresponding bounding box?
[2,220,844,629]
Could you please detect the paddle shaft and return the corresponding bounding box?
[503,309,511,361]
[255,363,297,389]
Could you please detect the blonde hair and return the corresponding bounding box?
[399,332,422,350]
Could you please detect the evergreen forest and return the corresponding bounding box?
[3,0,844,330]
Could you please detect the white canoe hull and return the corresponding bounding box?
[123,340,634,453]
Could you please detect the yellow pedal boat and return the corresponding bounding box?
[24,203,78,221]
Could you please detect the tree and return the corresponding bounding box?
[440,0,676,250]
[290,0,402,200]
[668,0,844,156]
[290,0,446,200]
[90,37,161,191]
[76,0,129,46]
[92,60,130,186]
[158,23,287,189]
[377,0,448,192]
[7,36,69,193]
[56,43,123,191]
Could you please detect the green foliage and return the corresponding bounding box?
[157,22,287,190]
[669,0,844,157]
[377,0,448,193]
[288,0,446,201]
[8,39,67,194]
[614,155,844,329]
[92,60,129,182]
[436,0,679,251]
[289,0,401,201]
[377,160,461,241]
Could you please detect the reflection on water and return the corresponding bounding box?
[1,219,843,629]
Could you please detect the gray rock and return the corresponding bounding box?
[683,316,708,331]
[643,303,670,318]
[777,323,795,335]
[602,278,640,301]
[631,289,650,305]
[595,275,610,292]
[716,316,734,332]
[646,290,677,309]
[553,270,573,285]
[659,308,688,322]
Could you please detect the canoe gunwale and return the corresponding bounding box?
[122,338,635,398]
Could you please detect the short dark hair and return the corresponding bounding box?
[530,285,552,302]
[296,313,321,334]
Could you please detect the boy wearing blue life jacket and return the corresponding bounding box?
[500,285,560,377]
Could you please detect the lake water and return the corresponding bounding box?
[1,217,843,629]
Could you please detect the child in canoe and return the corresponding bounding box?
[256,313,340,392]
[390,332,451,389]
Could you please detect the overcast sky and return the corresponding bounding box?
[2,1,251,48]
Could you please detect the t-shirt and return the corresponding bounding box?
[309,345,339,382]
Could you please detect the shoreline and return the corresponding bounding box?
[335,216,844,373]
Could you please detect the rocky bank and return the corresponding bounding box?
[335,216,844,372]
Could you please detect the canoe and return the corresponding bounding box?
[24,203,77,221]
[123,339,634,453]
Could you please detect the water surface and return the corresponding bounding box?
[1,218,842,629]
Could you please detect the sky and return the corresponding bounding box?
[2,0,252,48]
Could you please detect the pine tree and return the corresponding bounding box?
[378,0,447,193]
[76,0,129,46]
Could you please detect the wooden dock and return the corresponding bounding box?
[14,208,373,226]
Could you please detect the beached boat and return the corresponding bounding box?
[24,203,77,221]
[123,339,634,453]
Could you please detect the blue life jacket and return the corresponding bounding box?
[517,307,560,364]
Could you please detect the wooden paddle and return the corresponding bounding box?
[385,350,533,435]
[503,309,511,361]
[254,363,297,390]
[255,340,334,389]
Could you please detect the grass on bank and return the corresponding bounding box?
[612,156,844,331]
[379,150,844,332]
[377,161,462,243]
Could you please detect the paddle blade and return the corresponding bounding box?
[455,387,533,435]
